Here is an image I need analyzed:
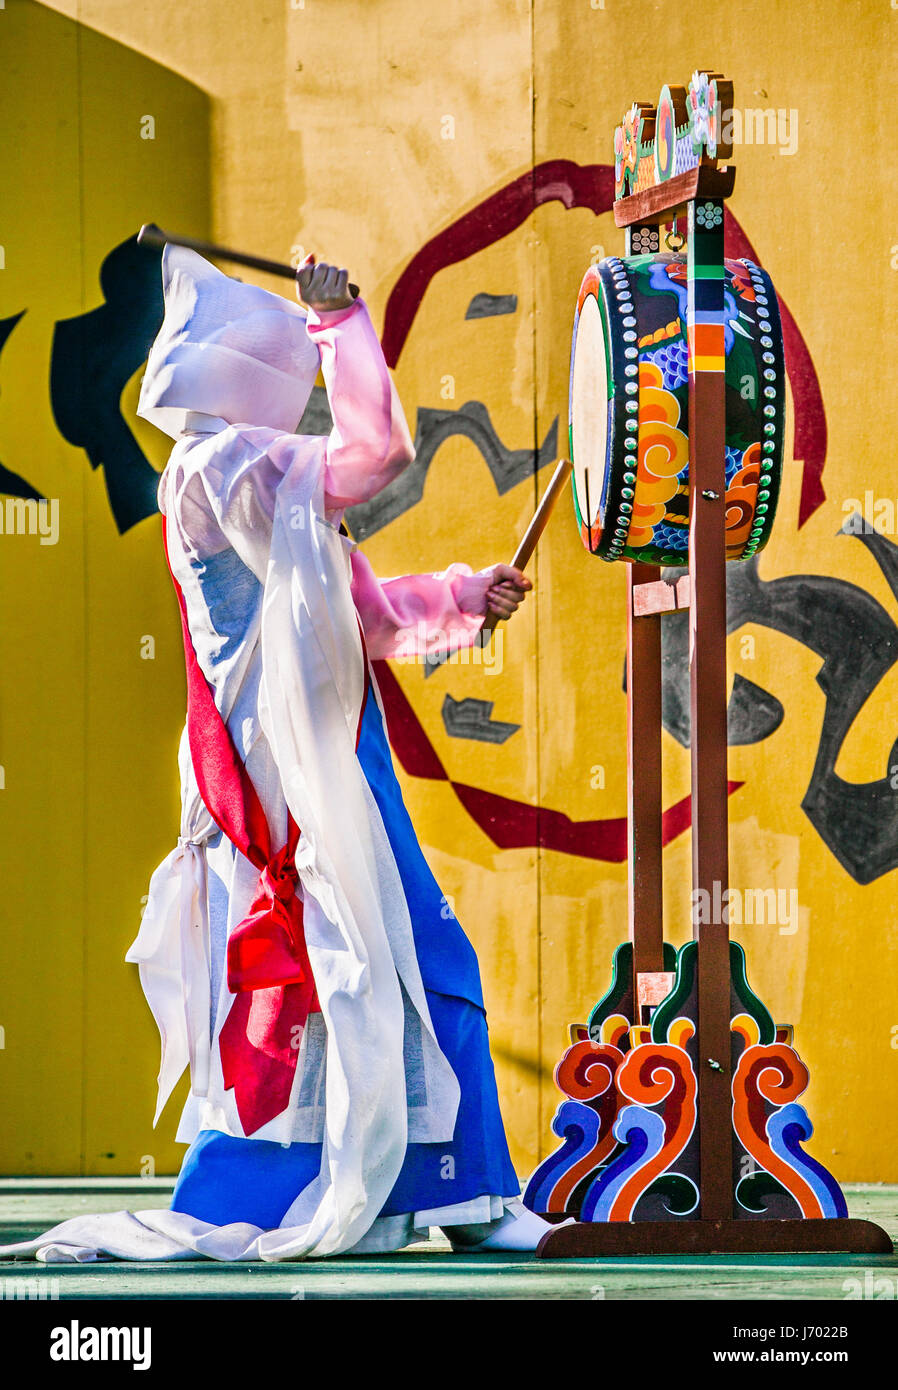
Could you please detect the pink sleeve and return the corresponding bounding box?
[350,550,497,660]
[304,299,415,508]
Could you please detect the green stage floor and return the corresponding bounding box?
[1,1180,896,1301]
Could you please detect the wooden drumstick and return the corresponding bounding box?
[136,222,360,298]
[477,457,573,646]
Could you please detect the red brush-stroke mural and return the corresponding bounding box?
[382,160,827,527]
[373,657,744,861]
[371,158,825,860]
[382,160,615,368]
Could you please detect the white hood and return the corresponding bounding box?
[137,243,321,439]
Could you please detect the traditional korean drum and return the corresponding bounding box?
[569,254,785,564]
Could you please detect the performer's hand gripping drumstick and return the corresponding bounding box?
[477,457,573,646]
[294,252,356,312]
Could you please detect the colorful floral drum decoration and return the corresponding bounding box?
[568,253,785,565]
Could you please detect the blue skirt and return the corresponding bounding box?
[171,675,519,1229]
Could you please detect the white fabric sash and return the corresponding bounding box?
[248,450,459,1256]
[125,732,216,1124]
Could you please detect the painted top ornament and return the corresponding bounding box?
[613,70,734,201]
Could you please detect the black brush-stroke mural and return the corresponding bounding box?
[621,522,898,883]
[742,522,898,885]
[293,388,558,545]
[0,310,26,360]
[51,236,164,533]
[0,310,41,499]
[646,615,785,747]
[424,650,450,678]
[346,402,559,541]
[465,293,518,319]
[0,464,43,500]
[441,695,520,744]
[727,673,785,746]
[296,384,333,437]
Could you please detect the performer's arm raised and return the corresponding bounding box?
[294,257,531,659]
[297,254,416,508]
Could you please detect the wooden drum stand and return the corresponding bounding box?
[530,73,892,1257]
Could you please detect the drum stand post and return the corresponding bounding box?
[535,167,891,1257]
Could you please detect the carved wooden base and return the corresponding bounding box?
[536,1217,893,1258]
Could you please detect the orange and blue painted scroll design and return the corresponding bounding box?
[529,939,848,1222]
[522,1040,624,1214]
[578,1043,699,1222]
[732,1041,848,1219]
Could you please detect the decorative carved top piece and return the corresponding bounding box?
[614,71,735,202]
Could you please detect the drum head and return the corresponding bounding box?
[570,275,609,545]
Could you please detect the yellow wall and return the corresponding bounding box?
[1,0,897,1181]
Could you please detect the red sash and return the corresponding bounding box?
[162,517,368,1135]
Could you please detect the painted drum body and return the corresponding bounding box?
[569,253,785,564]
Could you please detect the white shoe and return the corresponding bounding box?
[444,1200,568,1253]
